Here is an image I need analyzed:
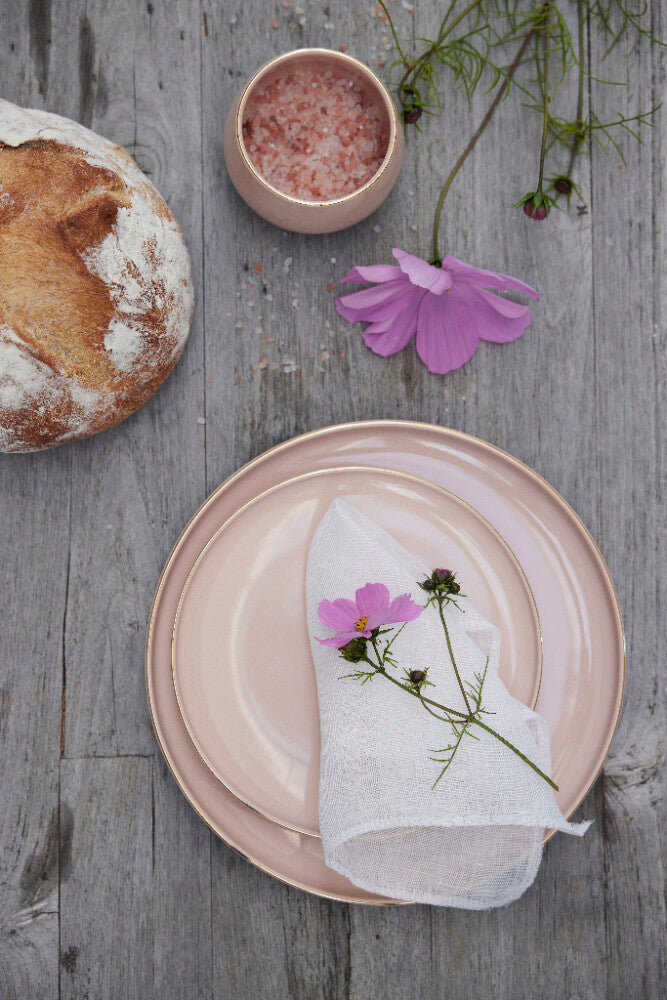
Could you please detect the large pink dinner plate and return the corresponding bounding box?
[171,467,542,838]
[147,421,624,904]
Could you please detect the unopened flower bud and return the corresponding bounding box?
[554,176,573,195]
[523,200,548,221]
[409,669,426,684]
[340,637,367,663]
[403,106,422,125]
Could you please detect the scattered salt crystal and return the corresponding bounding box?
[197,417,206,424]
[330,256,336,263]
[410,224,417,231]
[106,524,113,530]
[235,321,243,328]
[320,351,330,361]
[283,257,293,272]
[265,294,274,301]
[324,320,331,329]
[292,299,299,308]
[246,300,254,307]
[323,21,334,30]
[373,224,380,233]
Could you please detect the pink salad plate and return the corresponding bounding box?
[146,420,625,904]
[171,466,542,838]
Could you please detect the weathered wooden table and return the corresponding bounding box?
[1,2,664,997]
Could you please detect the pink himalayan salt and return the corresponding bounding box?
[242,67,389,202]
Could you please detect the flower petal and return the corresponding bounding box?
[415,288,480,374]
[317,597,358,630]
[443,255,540,298]
[335,278,412,323]
[362,288,424,357]
[393,248,453,294]
[354,582,390,620]
[339,264,403,285]
[465,286,533,343]
[316,631,363,648]
[387,593,423,623]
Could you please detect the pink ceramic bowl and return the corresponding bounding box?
[223,48,404,234]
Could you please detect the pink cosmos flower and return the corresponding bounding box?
[316,582,422,648]
[335,248,539,374]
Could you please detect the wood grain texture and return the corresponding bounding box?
[0,7,67,998]
[0,0,664,997]
[59,756,153,998]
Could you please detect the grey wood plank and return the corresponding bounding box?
[211,837,352,1000]
[589,11,666,996]
[0,7,68,998]
[152,752,213,1000]
[49,0,207,760]
[33,1,215,996]
[59,756,153,998]
[0,455,68,1000]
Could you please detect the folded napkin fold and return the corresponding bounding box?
[306,499,590,908]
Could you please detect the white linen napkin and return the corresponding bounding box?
[306,499,590,908]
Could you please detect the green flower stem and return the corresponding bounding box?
[394,0,481,107]
[431,26,537,263]
[565,0,586,183]
[536,8,551,194]
[436,599,472,716]
[374,666,559,791]
[469,717,559,791]
[378,0,407,64]
[360,635,558,792]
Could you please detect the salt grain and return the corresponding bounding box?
[243,65,388,201]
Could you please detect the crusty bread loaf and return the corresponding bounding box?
[0,100,194,452]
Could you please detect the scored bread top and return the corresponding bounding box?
[0,100,194,452]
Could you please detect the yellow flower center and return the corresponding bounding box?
[354,615,369,632]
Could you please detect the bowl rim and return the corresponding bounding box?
[235,47,401,209]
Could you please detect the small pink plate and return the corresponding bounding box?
[171,467,542,838]
[147,421,624,903]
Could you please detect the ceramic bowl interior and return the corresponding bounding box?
[236,48,398,206]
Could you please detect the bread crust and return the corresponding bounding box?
[0,101,194,452]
